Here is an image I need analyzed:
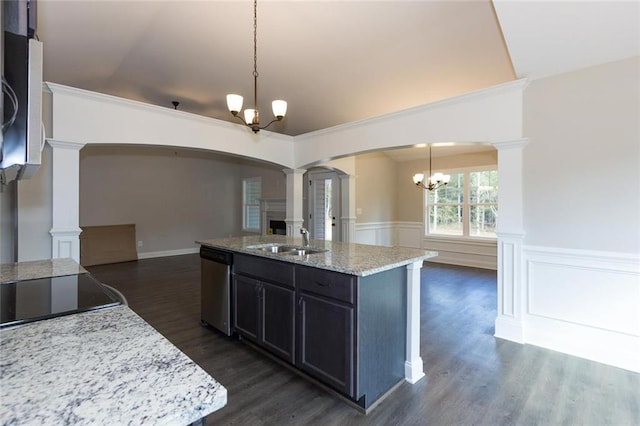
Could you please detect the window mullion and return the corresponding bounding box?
[463,171,470,236]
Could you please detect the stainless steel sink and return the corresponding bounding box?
[246,244,327,256]
[247,244,298,253]
[282,248,326,256]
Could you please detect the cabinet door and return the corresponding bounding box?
[261,282,295,364]
[297,291,356,398]
[232,274,260,342]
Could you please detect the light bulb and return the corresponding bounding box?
[226,94,243,114]
[272,100,287,118]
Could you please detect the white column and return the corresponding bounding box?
[48,140,85,262]
[283,168,306,237]
[492,139,528,343]
[339,174,356,243]
[405,260,425,383]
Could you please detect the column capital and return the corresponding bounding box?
[47,139,86,151]
[282,168,307,176]
[491,138,529,150]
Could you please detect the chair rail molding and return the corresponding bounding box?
[48,139,86,262]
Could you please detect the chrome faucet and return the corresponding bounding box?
[300,227,310,247]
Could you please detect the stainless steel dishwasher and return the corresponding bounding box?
[200,246,233,336]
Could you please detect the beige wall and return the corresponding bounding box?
[396,158,425,222]
[394,149,498,223]
[80,145,285,254]
[523,57,640,253]
[355,152,397,223]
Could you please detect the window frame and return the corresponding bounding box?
[424,166,498,240]
[242,177,262,233]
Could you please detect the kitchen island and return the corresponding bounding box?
[197,235,436,411]
[0,258,227,425]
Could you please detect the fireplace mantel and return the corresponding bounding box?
[259,198,286,235]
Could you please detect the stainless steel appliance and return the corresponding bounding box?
[200,246,233,336]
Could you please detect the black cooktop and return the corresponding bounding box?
[0,273,122,329]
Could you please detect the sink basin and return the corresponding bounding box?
[282,248,326,256]
[247,244,298,253]
[246,244,327,256]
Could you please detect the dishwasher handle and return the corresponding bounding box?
[200,247,233,265]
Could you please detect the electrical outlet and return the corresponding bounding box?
[137,240,143,248]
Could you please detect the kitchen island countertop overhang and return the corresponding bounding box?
[196,235,437,277]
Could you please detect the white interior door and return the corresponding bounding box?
[307,171,341,241]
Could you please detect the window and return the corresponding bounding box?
[243,177,261,231]
[426,169,497,238]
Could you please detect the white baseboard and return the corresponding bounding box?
[137,247,200,259]
[523,246,640,373]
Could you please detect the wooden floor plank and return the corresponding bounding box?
[87,255,640,425]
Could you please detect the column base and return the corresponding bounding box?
[404,359,425,384]
[50,227,82,263]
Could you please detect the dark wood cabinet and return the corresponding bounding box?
[232,274,260,342]
[297,291,355,397]
[232,253,407,410]
[232,255,295,364]
[261,281,295,363]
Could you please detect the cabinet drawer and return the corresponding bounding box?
[235,254,295,287]
[296,266,356,304]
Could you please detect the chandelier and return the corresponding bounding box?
[226,0,287,133]
[412,144,450,191]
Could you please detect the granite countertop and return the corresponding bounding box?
[196,235,437,276]
[0,258,87,283]
[0,305,227,425]
[0,258,227,424]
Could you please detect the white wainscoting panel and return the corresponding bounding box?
[355,222,395,247]
[396,222,423,249]
[423,236,497,270]
[523,246,640,373]
[354,222,498,270]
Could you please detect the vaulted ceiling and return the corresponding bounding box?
[37,1,639,137]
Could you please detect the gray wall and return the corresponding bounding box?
[0,181,16,263]
[0,144,53,263]
[80,145,286,255]
[523,57,639,253]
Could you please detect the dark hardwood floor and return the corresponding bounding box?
[87,255,639,425]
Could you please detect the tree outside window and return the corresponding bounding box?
[426,169,497,238]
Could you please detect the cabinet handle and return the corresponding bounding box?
[315,281,330,288]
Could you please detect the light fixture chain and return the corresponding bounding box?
[253,0,258,79]
[226,0,286,133]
